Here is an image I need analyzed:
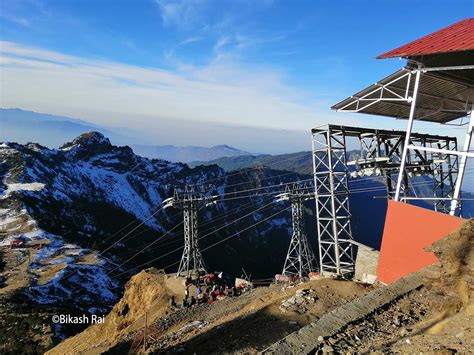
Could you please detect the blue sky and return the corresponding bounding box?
[0,0,472,152]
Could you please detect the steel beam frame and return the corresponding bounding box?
[336,65,472,116]
[318,125,458,211]
[312,126,354,277]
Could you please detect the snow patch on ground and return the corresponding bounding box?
[28,264,119,312]
[0,182,45,199]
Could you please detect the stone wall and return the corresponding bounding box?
[354,244,379,284]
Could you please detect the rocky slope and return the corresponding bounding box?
[0,132,304,351]
[313,218,474,353]
[48,220,473,354]
[47,269,370,354]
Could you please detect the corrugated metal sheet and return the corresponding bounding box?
[331,67,473,123]
[377,18,474,59]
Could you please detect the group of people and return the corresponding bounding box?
[170,272,242,309]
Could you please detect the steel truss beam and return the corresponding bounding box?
[311,123,461,276]
[312,126,354,277]
[336,125,459,213]
[163,187,217,278]
[276,183,318,278]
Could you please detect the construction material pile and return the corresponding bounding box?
[279,288,318,313]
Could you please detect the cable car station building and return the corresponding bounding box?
[312,18,474,280]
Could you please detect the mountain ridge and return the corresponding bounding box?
[0,108,256,163]
[131,143,253,163]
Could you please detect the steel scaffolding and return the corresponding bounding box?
[276,183,317,278]
[311,126,354,277]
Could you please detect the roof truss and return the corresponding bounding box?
[332,65,473,124]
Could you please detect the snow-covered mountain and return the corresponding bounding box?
[0,132,231,306]
[0,132,301,345]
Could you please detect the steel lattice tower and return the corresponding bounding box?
[163,187,217,278]
[276,184,318,278]
[311,126,355,277]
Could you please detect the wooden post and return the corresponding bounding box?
[143,311,147,352]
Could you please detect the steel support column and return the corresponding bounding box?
[177,199,206,277]
[395,67,422,201]
[450,105,474,216]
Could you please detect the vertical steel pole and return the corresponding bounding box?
[297,200,303,278]
[312,132,325,274]
[450,105,474,216]
[395,67,422,201]
[326,128,341,275]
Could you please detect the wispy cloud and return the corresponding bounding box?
[213,36,231,52]
[0,40,441,152]
[0,13,31,27]
[154,0,207,29]
[179,36,204,46]
[0,40,348,134]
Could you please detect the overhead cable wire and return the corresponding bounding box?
[107,221,184,275]
[110,200,279,278]
[160,205,292,272]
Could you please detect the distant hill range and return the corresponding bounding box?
[190,152,312,175]
[131,144,252,163]
[0,108,253,163]
[189,150,366,175]
[0,108,112,148]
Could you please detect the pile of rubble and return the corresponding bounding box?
[279,288,318,314]
[317,292,430,352]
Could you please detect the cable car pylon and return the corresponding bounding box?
[163,186,218,278]
[276,182,318,278]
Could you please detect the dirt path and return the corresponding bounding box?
[139,278,370,354]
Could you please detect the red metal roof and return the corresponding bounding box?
[377,18,474,59]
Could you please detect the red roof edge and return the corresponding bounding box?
[377,18,474,59]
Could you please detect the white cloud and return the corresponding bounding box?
[0,13,31,27]
[179,36,204,46]
[0,40,453,152]
[154,0,207,28]
[0,40,344,133]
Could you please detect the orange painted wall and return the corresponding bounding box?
[377,201,464,284]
